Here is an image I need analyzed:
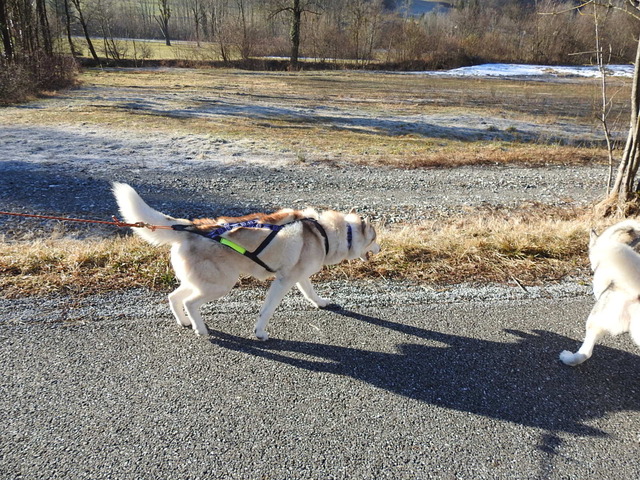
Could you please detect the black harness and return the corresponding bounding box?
[172,218,330,273]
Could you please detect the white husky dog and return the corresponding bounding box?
[560,219,640,366]
[113,183,380,340]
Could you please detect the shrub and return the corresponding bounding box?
[0,54,78,104]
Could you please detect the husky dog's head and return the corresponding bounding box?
[346,211,380,261]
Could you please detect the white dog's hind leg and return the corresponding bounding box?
[168,286,192,327]
[297,278,329,308]
[182,293,211,336]
[560,327,602,366]
[560,295,615,366]
[254,277,296,341]
[628,302,640,347]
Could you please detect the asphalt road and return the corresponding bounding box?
[1,283,639,480]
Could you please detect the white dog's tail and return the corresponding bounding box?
[112,182,191,246]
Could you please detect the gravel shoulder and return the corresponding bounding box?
[0,123,609,237]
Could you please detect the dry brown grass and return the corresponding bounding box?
[0,236,174,298]
[344,206,596,286]
[0,206,613,298]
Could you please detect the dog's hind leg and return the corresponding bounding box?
[560,294,615,366]
[182,292,211,336]
[627,302,640,348]
[181,283,236,336]
[168,286,193,327]
[560,326,603,366]
[297,278,329,308]
[254,277,296,341]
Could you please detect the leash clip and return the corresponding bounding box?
[111,216,156,230]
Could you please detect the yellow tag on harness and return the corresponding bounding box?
[220,238,247,254]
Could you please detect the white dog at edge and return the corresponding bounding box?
[113,182,380,340]
[560,219,640,366]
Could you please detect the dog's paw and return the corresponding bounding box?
[194,327,210,336]
[254,328,269,341]
[559,350,586,366]
[314,297,330,308]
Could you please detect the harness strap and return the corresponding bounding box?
[172,217,330,273]
[213,236,277,272]
[202,220,284,239]
[302,218,329,255]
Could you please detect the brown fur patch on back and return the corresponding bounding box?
[190,209,306,233]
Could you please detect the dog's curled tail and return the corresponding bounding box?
[112,182,190,246]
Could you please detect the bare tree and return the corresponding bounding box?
[590,1,640,215]
[235,0,253,59]
[1,0,77,103]
[187,0,206,46]
[62,0,80,57]
[592,2,616,194]
[602,31,640,214]
[156,0,172,46]
[69,0,100,61]
[35,0,53,55]
[346,0,385,64]
[210,0,231,62]
[136,0,156,38]
[95,0,128,60]
[268,0,323,69]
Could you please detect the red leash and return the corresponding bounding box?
[0,211,172,231]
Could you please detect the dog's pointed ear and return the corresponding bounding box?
[360,216,371,233]
[589,229,599,247]
[348,207,357,215]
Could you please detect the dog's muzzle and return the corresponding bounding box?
[361,243,381,261]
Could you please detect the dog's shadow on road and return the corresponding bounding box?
[210,306,640,438]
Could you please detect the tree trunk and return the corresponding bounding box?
[157,0,172,47]
[63,0,79,57]
[35,0,52,56]
[0,0,13,61]
[597,32,640,216]
[289,0,301,70]
[71,0,100,62]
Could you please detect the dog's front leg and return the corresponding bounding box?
[254,277,296,340]
[296,278,329,308]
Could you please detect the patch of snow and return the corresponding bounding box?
[413,63,634,78]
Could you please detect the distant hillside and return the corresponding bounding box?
[400,0,453,15]
[392,0,544,15]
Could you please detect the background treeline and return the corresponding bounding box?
[53,0,639,67]
[1,0,639,102]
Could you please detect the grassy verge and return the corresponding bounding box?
[0,207,603,299]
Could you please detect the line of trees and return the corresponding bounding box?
[92,1,638,67]
[2,0,637,69]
